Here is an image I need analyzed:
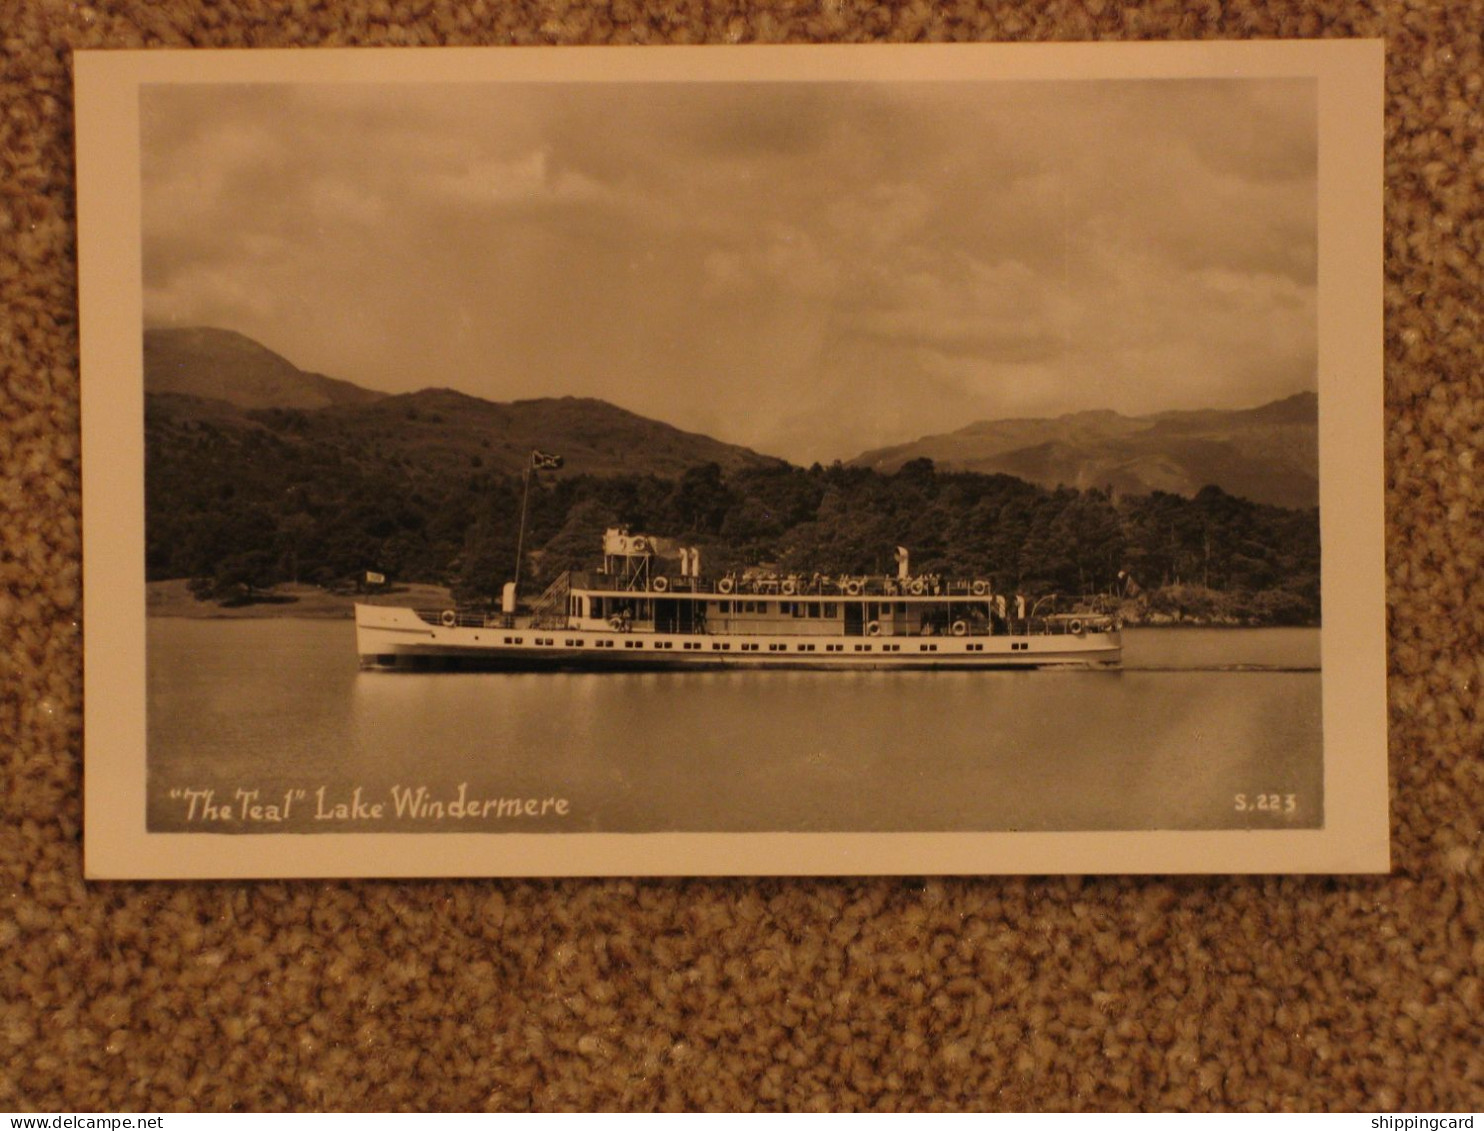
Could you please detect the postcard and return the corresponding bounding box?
[75,42,1387,878]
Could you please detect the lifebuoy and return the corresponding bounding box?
[631,537,649,553]
[652,575,669,592]
[845,579,863,597]
[781,578,797,595]
[952,620,968,637]
[866,621,881,636]
[972,581,988,596]
[440,609,457,627]
[910,579,926,596]
[1068,618,1084,635]
[717,577,734,594]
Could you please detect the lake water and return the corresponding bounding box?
[146,620,1322,834]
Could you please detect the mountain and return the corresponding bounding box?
[143,329,1319,618]
[144,326,386,410]
[306,388,786,479]
[143,327,783,479]
[849,393,1318,509]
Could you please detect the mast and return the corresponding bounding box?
[511,449,563,603]
[512,462,532,600]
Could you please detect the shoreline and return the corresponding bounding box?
[146,579,453,620]
[1118,614,1322,630]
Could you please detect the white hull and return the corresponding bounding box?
[355,604,1122,671]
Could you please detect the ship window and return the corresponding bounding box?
[896,603,907,614]
[807,603,820,618]
[824,605,837,618]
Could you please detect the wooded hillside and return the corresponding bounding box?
[147,398,1320,625]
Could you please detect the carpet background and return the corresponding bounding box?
[2,0,1481,1112]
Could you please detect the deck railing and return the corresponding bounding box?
[411,608,1117,636]
[578,571,1004,599]
[413,608,513,629]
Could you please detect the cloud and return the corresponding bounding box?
[141,77,1317,464]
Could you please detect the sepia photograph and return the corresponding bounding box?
[76,43,1386,876]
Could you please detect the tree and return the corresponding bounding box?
[668,463,734,535]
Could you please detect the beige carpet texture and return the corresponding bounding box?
[3,0,1482,1112]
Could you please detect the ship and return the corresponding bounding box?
[355,526,1121,671]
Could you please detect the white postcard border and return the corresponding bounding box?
[77,42,1387,878]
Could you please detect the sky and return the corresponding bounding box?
[141,77,1318,465]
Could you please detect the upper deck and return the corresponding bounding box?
[565,568,999,601]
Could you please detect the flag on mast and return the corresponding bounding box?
[531,450,564,470]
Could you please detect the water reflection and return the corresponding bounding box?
[150,620,1323,834]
